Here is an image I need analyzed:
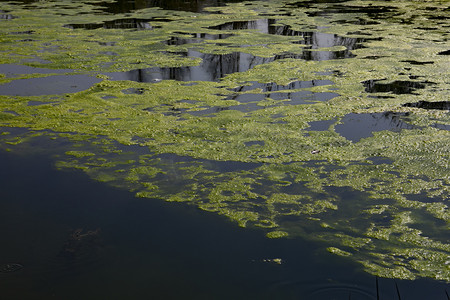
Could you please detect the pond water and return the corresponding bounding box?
[0,148,447,299]
[0,0,449,299]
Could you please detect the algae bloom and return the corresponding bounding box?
[0,0,449,282]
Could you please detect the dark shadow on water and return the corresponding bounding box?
[401,60,434,65]
[403,100,450,111]
[438,50,450,55]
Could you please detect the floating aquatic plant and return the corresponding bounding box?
[0,0,449,282]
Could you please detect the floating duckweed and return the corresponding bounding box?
[425,202,449,221]
[363,205,390,215]
[91,172,117,183]
[0,0,449,282]
[65,150,95,158]
[336,234,372,250]
[266,230,289,239]
[218,208,259,228]
[167,191,197,203]
[125,166,162,182]
[327,247,351,257]
[360,260,416,280]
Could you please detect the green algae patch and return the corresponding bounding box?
[267,231,289,239]
[1,0,450,283]
[65,150,95,158]
[327,247,352,257]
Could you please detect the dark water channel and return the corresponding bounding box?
[0,0,449,299]
[0,150,448,300]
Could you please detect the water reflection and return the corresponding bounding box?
[108,50,276,82]
[403,100,450,110]
[66,17,364,62]
[101,0,255,13]
[143,79,338,117]
[289,1,397,20]
[0,10,16,19]
[106,19,364,83]
[220,80,338,112]
[210,19,365,61]
[232,79,334,93]
[65,18,169,30]
[362,79,434,95]
[0,0,249,13]
[335,112,417,142]
[228,80,337,105]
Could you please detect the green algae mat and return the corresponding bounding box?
[0,0,449,282]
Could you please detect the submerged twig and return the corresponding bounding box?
[376,276,380,300]
[394,280,402,300]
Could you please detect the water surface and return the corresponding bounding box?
[0,0,449,298]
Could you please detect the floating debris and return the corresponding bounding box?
[0,263,23,273]
[59,228,102,259]
[263,258,283,265]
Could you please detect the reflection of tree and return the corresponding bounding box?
[114,51,276,82]
[380,111,415,130]
[0,12,16,20]
[211,19,363,61]
[145,0,247,12]
[403,100,450,110]
[110,19,364,83]
[362,80,430,94]
[270,25,363,60]
[65,18,156,30]
[101,0,246,13]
